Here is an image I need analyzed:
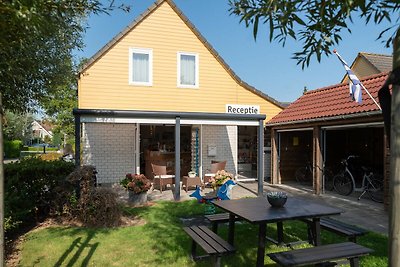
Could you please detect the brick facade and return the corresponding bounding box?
[82,123,137,184]
[201,125,238,175]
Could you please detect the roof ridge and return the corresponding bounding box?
[79,0,166,72]
[305,71,390,95]
[359,52,392,57]
[267,72,388,125]
[79,0,284,109]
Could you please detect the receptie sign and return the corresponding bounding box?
[226,104,260,115]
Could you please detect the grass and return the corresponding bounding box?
[18,200,388,266]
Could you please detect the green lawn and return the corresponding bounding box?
[18,200,387,266]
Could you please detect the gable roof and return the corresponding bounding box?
[79,0,284,109]
[31,120,54,137]
[341,52,392,83]
[267,72,387,126]
[360,52,392,73]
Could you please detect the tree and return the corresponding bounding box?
[229,0,399,68]
[0,1,129,113]
[0,1,130,265]
[3,111,34,143]
[41,67,78,144]
[229,1,399,266]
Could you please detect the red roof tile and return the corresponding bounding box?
[267,72,388,125]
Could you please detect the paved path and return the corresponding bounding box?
[139,180,388,235]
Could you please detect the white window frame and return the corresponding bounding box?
[177,52,199,88]
[129,48,153,86]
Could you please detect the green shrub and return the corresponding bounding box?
[4,140,23,158]
[4,158,75,233]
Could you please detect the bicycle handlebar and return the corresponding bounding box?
[340,155,359,166]
[346,155,359,160]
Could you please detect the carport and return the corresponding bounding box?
[73,109,266,201]
[267,73,388,205]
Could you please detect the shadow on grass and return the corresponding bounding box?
[132,200,287,266]
[51,230,99,267]
[21,200,387,266]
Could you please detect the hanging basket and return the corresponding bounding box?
[128,191,148,206]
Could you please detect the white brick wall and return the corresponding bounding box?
[201,125,237,175]
[82,123,136,184]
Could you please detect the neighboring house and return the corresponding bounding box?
[75,0,283,197]
[31,120,53,141]
[341,52,392,83]
[267,71,389,207]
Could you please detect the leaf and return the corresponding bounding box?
[292,13,306,26]
[269,14,274,41]
[253,14,259,40]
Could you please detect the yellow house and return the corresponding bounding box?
[341,52,392,83]
[75,0,283,199]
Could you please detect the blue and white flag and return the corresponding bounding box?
[333,50,363,104]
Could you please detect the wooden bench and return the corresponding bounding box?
[268,242,373,267]
[205,213,242,233]
[183,225,235,267]
[302,217,368,244]
[205,213,297,247]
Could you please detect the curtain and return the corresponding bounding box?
[132,53,149,83]
[180,54,196,85]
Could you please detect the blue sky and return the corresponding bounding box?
[74,0,393,103]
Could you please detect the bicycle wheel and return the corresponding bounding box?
[333,173,353,196]
[367,178,384,203]
[323,168,334,191]
[295,167,311,185]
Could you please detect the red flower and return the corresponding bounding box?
[120,173,151,193]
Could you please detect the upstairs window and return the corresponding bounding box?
[177,52,199,88]
[129,48,152,86]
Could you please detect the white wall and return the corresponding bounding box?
[201,125,237,175]
[82,123,137,184]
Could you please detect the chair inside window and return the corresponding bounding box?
[151,163,175,193]
[204,160,227,184]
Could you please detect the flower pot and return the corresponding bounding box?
[128,191,148,206]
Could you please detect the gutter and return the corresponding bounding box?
[73,108,266,121]
[266,110,382,127]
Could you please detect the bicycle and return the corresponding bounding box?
[333,155,384,203]
[295,162,334,189]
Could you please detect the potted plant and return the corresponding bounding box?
[120,173,152,205]
[188,170,197,178]
[210,170,234,190]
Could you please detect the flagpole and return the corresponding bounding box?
[360,83,382,110]
[333,49,382,110]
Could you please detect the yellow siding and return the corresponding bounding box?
[352,57,379,77]
[79,1,282,121]
[343,57,379,83]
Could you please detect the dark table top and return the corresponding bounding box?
[213,197,343,224]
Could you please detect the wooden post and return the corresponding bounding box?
[389,28,400,267]
[313,126,322,195]
[0,93,4,267]
[271,129,279,184]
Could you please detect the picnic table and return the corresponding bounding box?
[212,196,343,267]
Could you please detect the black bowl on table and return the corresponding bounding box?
[266,191,288,208]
